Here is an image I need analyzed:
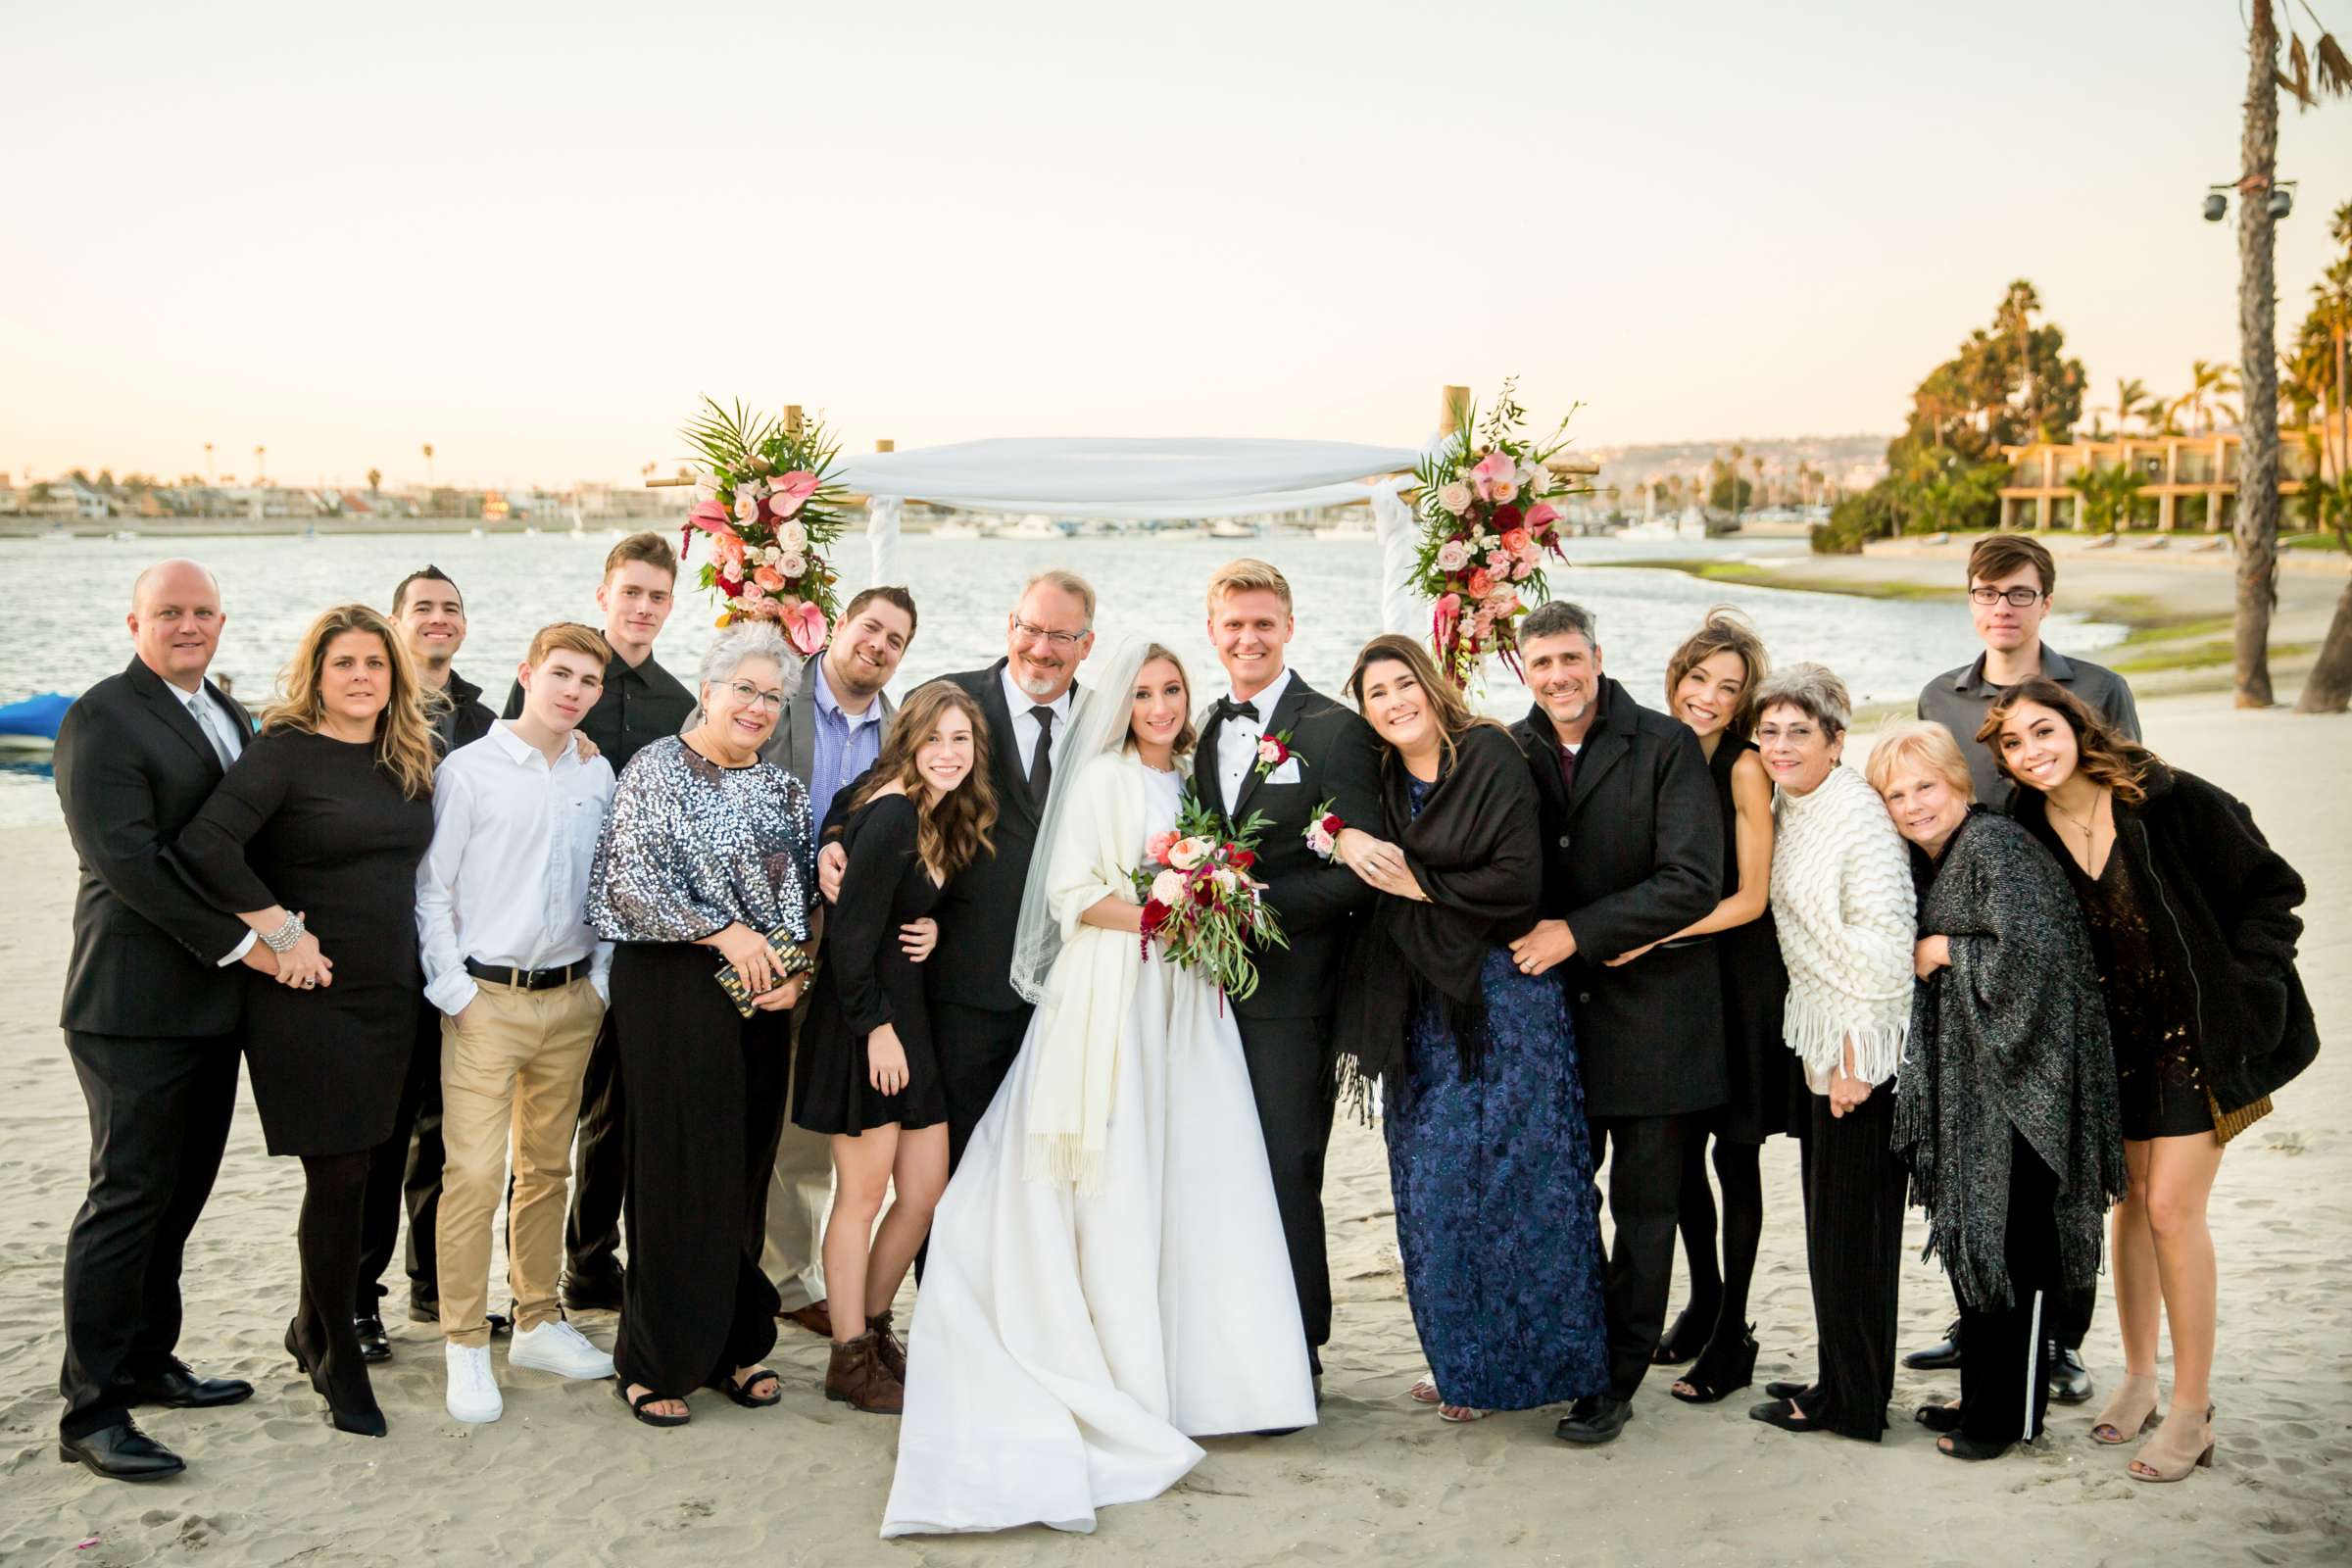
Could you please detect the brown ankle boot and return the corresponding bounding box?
[868,1310,907,1383]
[824,1332,905,1415]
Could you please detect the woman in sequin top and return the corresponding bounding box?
[587,622,817,1428]
[1984,679,2317,1485]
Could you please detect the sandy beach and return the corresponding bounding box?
[1,691,2344,1566]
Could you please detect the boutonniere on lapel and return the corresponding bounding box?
[1253,730,1301,780]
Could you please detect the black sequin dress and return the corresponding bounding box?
[2062,849,2213,1141]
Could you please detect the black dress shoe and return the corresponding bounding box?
[122,1358,256,1409]
[2047,1344,2094,1405]
[1902,1317,1965,1372]
[354,1313,392,1362]
[406,1293,440,1326]
[59,1419,186,1482]
[1554,1395,1633,1446]
[561,1272,626,1313]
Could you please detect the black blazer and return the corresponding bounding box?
[53,657,256,1038]
[1192,671,1383,1021]
[919,661,1062,1014]
[1512,677,1726,1118]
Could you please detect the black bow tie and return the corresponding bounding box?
[1214,697,1259,723]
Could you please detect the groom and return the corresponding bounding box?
[1193,560,1382,1382]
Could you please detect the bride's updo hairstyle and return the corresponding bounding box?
[1124,642,1200,760]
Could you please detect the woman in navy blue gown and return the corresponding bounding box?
[1333,635,1608,1421]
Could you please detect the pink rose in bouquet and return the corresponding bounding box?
[1168,836,1210,871]
[1500,527,1532,559]
[1150,867,1189,906]
[1146,829,1180,866]
[1435,537,1473,573]
[1467,566,1494,599]
[754,564,786,593]
[1437,479,1474,515]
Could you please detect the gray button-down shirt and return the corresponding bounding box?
[1917,643,2142,809]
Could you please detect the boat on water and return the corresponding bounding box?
[0,691,72,752]
[994,514,1063,541]
[1312,517,1376,541]
[1207,518,1262,540]
[928,518,985,540]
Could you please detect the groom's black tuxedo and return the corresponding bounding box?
[1194,670,1381,1363]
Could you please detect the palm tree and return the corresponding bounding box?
[2180,360,2241,435]
[2110,376,2151,435]
[253,445,266,484]
[2230,2,2348,707]
[422,443,436,488]
[202,442,214,483]
[366,466,382,494]
[2295,199,2352,711]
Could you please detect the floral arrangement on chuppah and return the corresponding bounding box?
[676,398,850,649]
[1132,790,1287,1003]
[1407,381,1588,689]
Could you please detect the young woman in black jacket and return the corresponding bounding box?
[1982,679,2319,1484]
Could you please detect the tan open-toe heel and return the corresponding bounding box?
[2089,1371,2160,1445]
[2128,1403,2215,1482]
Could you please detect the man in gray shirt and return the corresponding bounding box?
[1917,533,2141,808]
[1909,530,2138,1402]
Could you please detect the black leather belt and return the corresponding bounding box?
[464,956,589,991]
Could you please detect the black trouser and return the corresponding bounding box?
[1957,1132,2061,1445]
[1235,1012,1339,1368]
[1796,1090,1905,1440]
[356,1002,443,1314]
[610,943,786,1396]
[58,1030,242,1440]
[563,1010,627,1291]
[1586,1111,1688,1401]
[933,1000,1032,1177]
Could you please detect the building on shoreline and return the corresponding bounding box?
[1996,416,2343,531]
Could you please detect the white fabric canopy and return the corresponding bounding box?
[836,437,1417,514]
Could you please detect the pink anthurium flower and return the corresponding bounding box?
[768,470,819,520]
[781,597,827,655]
[689,500,741,540]
[1469,450,1516,502]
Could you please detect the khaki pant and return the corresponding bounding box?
[760,1010,833,1311]
[436,977,603,1348]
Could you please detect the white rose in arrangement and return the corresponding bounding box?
[1437,480,1474,515]
[778,552,808,577]
[778,521,808,552]
[734,495,760,523]
[693,484,716,505]
[1435,538,1473,573]
[1150,868,1189,906]
[762,545,783,566]
[1168,836,1210,871]
[1212,866,1240,895]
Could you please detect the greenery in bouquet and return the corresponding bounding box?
[677,397,851,648]
[1130,787,1288,1004]
[1409,380,1590,689]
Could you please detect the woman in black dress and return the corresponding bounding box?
[173,604,438,1437]
[1622,611,1788,1404]
[587,622,818,1429]
[1984,680,2318,1483]
[793,680,998,1413]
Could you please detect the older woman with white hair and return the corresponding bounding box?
[1868,720,2124,1460]
[587,621,820,1428]
[1745,663,1915,1444]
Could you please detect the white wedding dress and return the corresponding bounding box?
[881,762,1315,1538]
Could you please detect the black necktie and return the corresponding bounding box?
[1027,706,1055,802]
[1214,696,1259,724]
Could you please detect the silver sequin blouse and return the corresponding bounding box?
[588,736,818,944]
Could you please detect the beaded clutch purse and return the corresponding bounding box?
[714,925,818,1018]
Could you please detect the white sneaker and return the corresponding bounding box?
[509,1318,615,1380]
[445,1343,503,1424]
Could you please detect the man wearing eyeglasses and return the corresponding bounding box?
[1911,529,2138,1403]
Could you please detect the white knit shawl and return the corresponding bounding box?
[1769,763,1916,1091]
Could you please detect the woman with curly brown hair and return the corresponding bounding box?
[793,679,999,1412]
[1984,679,2319,1482]
[172,603,439,1437]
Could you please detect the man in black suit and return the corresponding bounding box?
[919,569,1093,1173]
[52,560,273,1481]
[1192,560,1382,1379]
[1503,600,1723,1447]
[353,565,503,1359]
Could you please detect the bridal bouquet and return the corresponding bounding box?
[676,397,850,650]
[1132,787,1287,1003]
[1409,380,1588,689]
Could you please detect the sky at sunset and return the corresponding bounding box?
[8,1,2351,489]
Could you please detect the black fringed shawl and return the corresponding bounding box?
[1890,809,2129,1310]
[1335,723,1544,1113]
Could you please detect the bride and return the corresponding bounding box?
[882,638,1315,1538]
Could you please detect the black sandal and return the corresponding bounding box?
[614,1379,690,1427]
[1937,1432,2014,1461]
[1747,1396,1829,1434]
[1763,1379,1812,1400]
[708,1366,781,1409]
[1914,1401,1965,1434]
[1650,1301,1714,1366]
[1670,1326,1758,1404]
